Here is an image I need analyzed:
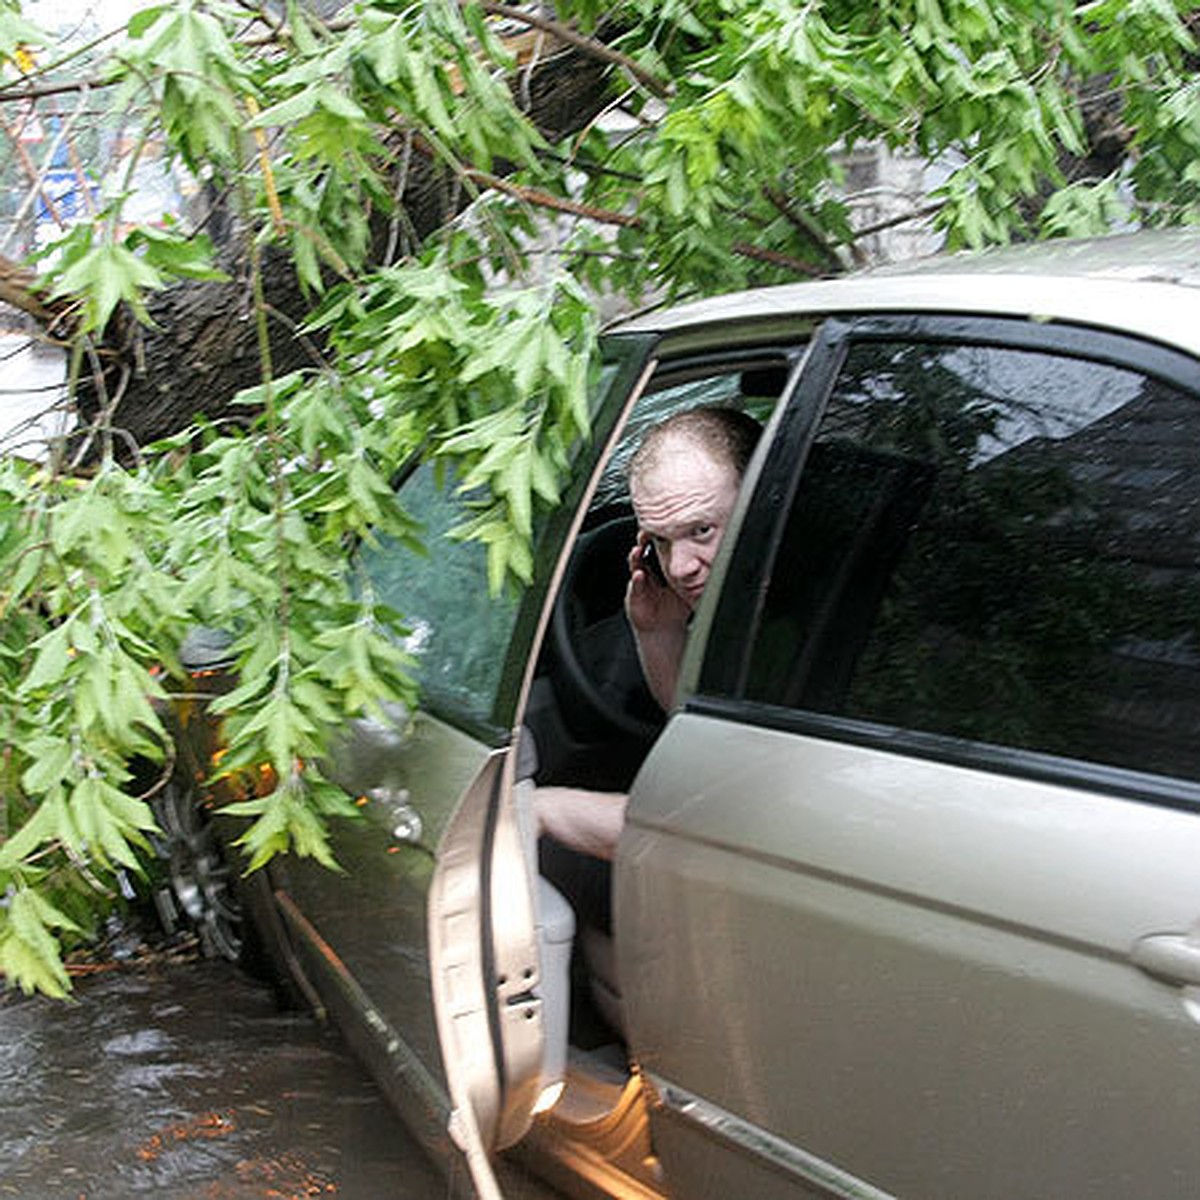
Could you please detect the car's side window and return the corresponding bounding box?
[358,341,659,731]
[741,329,1200,784]
[361,462,522,728]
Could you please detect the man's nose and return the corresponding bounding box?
[670,544,703,580]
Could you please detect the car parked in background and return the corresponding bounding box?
[162,229,1200,1199]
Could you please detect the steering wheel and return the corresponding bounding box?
[548,515,664,744]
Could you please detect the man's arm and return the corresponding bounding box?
[630,616,687,711]
[625,537,691,710]
[535,786,628,861]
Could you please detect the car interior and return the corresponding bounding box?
[514,351,795,1135]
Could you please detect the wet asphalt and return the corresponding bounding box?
[1,338,453,1198]
[0,955,452,1200]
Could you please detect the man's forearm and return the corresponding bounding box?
[535,786,629,861]
[634,625,688,710]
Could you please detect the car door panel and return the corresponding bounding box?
[618,314,1200,1198]
[277,737,551,1200]
[618,714,1200,1198]
[278,709,494,1075]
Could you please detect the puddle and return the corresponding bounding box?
[0,959,448,1199]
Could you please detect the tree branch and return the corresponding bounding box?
[730,242,826,277]
[463,168,643,227]
[0,254,54,322]
[414,130,840,276]
[475,2,673,98]
[763,186,851,270]
[0,77,110,104]
[849,199,944,241]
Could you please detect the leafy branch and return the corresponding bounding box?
[0,0,1196,995]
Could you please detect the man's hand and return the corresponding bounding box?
[625,533,690,710]
[625,534,689,634]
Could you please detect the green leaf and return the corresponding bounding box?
[127,228,230,282]
[127,5,169,39]
[251,87,322,127]
[315,84,366,122]
[0,794,64,868]
[20,621,74,695]
[0,927,70,998]
[20,737,75,794]
[0,887,81,996]
[48,243,165,332]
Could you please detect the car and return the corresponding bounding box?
[160,228,1200,1199]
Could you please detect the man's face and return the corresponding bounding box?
[631,434,741,610]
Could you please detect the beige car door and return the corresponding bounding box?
[617,316,1200,1198]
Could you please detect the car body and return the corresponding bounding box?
[170,229,1200,1198]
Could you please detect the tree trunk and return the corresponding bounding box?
[76,47,612,450]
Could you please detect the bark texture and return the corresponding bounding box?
[74,45,612,450]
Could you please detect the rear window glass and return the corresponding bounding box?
[744,337,1200,782]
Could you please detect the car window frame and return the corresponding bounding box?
[363,333,659,745]
[695,312,1200,813]
[492,332,660,732]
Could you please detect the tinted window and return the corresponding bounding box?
[744,336,1200,782]
[361,463,521,726]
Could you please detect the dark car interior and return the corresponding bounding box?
[520,352,795,1050]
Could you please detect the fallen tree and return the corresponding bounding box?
[0,0,1196,994]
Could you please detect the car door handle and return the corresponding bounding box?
[1131,931,1200,987]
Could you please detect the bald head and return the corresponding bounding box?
[628,407,761,609]
[628,406,761,497]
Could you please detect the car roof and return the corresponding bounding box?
[608,229,1200,357]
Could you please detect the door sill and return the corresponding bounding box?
[513,1056,665,1199]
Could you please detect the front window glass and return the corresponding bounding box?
[360,340,653,728]
[361,463,521,725]
[745,337,1200,782]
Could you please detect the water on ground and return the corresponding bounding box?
[0,956,448,1199]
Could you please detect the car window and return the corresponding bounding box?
[360,340,657,730]
[741,332,1200,783]
[360,462,522,727]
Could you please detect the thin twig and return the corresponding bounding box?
[0,253,54,321]
[850,199,943,240]
[518,29,545,112]
[263,303,335,375]
[0,84,94,257]
[3,22,124,91]
[384,129,417,265]
[0,116,63,242]
[463,167,642,227]
[763,186,849,271]
[569,83,642,163]
[0,76,111,103]
[730,242,826,277]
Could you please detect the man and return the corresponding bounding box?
[535,406,761,861]
[623,405,762,709]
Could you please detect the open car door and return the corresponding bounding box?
[430,337,814,1197]
[423,340,660,1194]
[429,749,577,1198]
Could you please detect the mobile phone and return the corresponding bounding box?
[640,541,668,587]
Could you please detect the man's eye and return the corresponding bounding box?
[693,524,714,539]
